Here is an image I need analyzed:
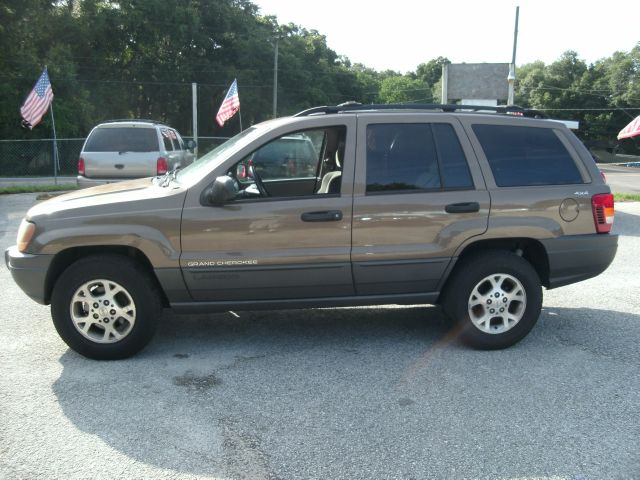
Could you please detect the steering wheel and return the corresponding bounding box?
[249,163,268,197]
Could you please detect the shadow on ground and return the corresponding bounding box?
[52,305,640,479]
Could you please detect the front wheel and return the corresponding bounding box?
[442,250,543,349]
[51,255,162,360]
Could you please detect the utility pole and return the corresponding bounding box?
[508,6,520,105]
[273,38,279,118]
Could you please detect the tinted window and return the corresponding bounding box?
[366,124,441,192]
[433,123,473,189]
[472,125,583,187]
[85,127,158,152]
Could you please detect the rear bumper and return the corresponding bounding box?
[541,234,618,289]
[77,176,131,188]
[4,246,54,305]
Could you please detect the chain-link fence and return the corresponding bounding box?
[0,136,229,177]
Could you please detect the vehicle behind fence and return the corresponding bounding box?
[0,137,229,177]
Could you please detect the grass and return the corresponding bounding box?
[614,193,640,202]
[0,184,77,195]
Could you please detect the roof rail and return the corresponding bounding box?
[293,103,546,118]
[103,118,167,125]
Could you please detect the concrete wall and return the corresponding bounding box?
[443,63,510,102]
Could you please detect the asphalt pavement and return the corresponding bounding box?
[0,176,76,187]
[1,193,639,479]
[599,165,640,193]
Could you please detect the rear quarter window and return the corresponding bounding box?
[472,124,583,187]
[84,127,158,152]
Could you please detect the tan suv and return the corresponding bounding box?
[5,104,618,359]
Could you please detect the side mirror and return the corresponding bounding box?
[186,140,197,152]
[204,175,238,206]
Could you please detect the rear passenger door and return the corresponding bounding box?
[351,114,490,295]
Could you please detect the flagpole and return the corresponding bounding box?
[49,104,59,185]
[238,107,243,133]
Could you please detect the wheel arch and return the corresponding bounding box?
[44,246,169,307]
[438,237,550,303]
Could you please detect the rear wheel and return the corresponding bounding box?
[51,254,162,360]
[442,250,542,349]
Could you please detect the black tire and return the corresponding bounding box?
[441,250,542,350]
[51,254,163,360]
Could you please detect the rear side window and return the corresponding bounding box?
[161,129,181,151]
[472,125,583,187]
[162,135,174,151]
[366,123,473,193]
[84,127,158,152]
[433,124,473,189]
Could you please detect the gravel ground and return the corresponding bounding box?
[1,193,639,480]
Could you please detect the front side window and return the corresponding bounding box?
[366,123,473,193]
[229,126,347,199]
[174,131,185,150]
[251,134,319,180]
[472,124,583,187]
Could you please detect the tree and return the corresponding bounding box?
[378,76,431,104]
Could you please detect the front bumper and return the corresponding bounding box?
[541,233,618,289]
[5,246,54,305]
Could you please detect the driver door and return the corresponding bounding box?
[179,118,356,303]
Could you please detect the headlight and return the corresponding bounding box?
[17,219,36,253]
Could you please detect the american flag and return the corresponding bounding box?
[20,68,54,129]
[216,79,240,127]
[617,115,640,140]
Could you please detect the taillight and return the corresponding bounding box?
[78,157,85,176]
[157,157,168,175]
[591,193,614,233]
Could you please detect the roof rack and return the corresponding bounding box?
[294,103,546,118]
[103,118,167,125]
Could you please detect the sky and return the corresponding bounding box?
[252,0,640,73]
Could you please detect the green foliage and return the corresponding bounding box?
[0,184,77,195]
[516,46,640,149]
[614,192,640,202]
[0,0,638,152]
[415,57,449,86]
[378,76,431,104]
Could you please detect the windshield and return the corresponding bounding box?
[175,127,261,184]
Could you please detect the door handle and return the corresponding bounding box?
[301,210,343,222]
[445,202,480,214]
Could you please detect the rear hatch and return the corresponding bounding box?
[81,125,159,179]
